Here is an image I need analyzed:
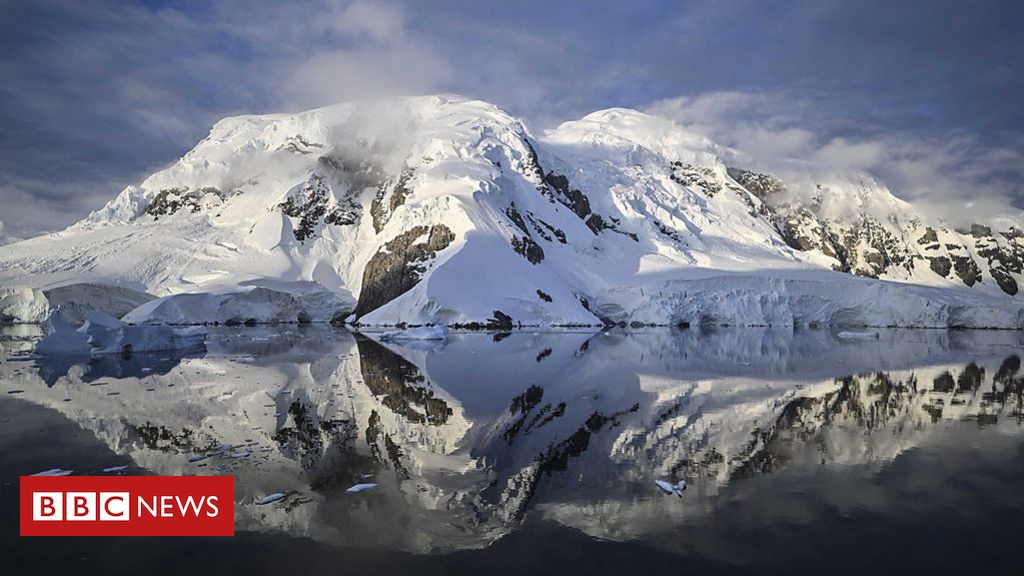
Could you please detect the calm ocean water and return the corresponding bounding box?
[2,326,1023,575]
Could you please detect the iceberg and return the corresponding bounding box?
[0,287,49,324]
[34,314,92,356]
[34,310,206,357]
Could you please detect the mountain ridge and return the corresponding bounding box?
[1,94,1023,328]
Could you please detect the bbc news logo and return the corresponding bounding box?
[21,476,234,536]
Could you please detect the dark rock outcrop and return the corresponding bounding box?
[354,224,456,317]
[511,235,545,264]
[371,167,415,233]
[278,174,358,242]
[145,187,226,219]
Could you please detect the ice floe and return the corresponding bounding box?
[255,493,287,505]
[345,483,379,493]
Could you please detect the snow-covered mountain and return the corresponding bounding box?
[1,94,1022,327]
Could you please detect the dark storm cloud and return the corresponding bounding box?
[0,0,1021,235]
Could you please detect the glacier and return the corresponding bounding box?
[0,94,1022,328]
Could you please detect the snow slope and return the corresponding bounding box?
[0,95,1021,327]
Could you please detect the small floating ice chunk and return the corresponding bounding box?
[655,479,687,497]
[32,468,73,476]
[255,492,286,505]
[379,326,448,342]
[102,465,129,473]
[672,480,687,496]
[346,483,378,493]
[837,330,880,340]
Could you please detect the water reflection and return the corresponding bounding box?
[1,326,1022,554]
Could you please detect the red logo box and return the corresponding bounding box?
[20,476,234,536]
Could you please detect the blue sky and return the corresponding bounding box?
[1,0,1022,236]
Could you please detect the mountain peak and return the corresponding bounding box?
[2,96,1024,328]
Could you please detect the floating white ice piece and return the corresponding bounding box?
[102,465,129,473]
[346,483,378,493]
[837,330,880,340]
[32,468,73,476]
[255,492,286,505]
[655,479,686,497]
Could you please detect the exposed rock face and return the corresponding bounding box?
[522,140,636,241]
[145,186,227,218]
[511,235,545,264]
[729,166,1024,294]
[730,168,915,278]
[371,167,415,233]
[728,168,837,258]
[929,255,952,277]
[278,174,359,242]
[671,162,721,197]
[971,226,1024,295]
[354,224,456,318]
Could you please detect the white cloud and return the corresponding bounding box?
[285,41,451,107]
[811,138,886,170]
[327,0,406,43]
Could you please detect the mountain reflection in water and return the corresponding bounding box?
[1,326,1023,574]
